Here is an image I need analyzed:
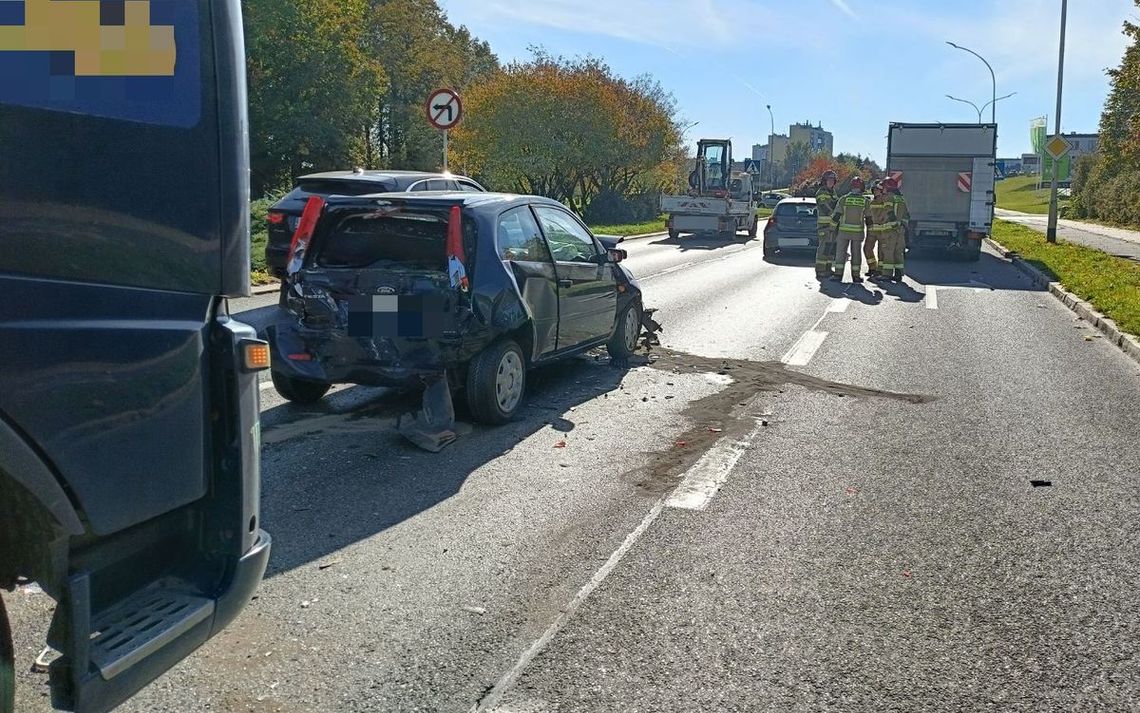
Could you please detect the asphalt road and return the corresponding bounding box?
[9,232,1140,712]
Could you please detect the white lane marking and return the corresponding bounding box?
[643,260,697,279]
[925,285,938,310]
[781,330,829,367]
[827,298,852,314]
[472,498,668,713]
[665,419,764,511]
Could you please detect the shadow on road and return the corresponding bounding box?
[650,234,753,251]
[904,251,1046,292]
[256,355,629,577]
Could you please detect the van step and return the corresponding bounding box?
[88,584,214,680]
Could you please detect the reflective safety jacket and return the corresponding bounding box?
[867,195,898,234]
[891,192,910,230]
[832,191,870,233]
[815,186,839,230]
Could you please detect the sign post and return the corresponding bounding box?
[1046,0,1068,243]
[425,88,463,172]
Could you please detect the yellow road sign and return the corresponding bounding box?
[1045,134,1072,160]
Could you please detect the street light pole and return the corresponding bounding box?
[946,94,983,123]
[947,41,996,123]
[766,104,775,189]
[981,92,1017,121]
[1046,0,1068,243]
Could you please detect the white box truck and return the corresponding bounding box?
[886,123,997,261]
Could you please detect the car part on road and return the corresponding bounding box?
[466,339,527,425]
[271,370,332,404]
[398,374,460,452]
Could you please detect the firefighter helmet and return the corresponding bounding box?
[850,176,865,191]
[881,176,899,191]
[822,170,838,183]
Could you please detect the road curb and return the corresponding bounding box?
[986,237,1140,366]
[250,282,280,296]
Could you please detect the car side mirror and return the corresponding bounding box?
[605,248,627,264]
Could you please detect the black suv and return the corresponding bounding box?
[266,192,645,424]
[264,170,486,278]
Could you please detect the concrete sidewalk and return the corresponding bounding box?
[996,208,1140,262]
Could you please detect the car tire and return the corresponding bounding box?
[607,300,643,359]
[1,594,14,713]
[466,339,527,425]
[748,217,759,239]
[763,240,776,258]
[668,227,680,240]
[271,370,331,404]
[278,281,290,308]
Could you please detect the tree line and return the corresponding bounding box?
[243,0,496,196]
[242,0,686,222]
[1071,1,1140,226]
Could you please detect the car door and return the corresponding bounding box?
[496,207,559,358]
[531,205,617,350]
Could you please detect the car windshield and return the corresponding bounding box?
[314,211,449,270]
[775,203,817,218]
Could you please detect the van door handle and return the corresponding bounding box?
[558,279,573,288]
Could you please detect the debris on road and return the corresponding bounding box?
[398,374,459,452]
[554,440,567,449]
[1031,480,1053,488]
[462,606,487,616]
[318,559,342,570]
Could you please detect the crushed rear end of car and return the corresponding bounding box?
[267,196,515,390]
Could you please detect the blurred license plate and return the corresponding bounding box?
[780,238,810,247]
[346,295,455,338]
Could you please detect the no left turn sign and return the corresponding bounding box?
[426,88,463,130]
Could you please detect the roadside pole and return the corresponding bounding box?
[426,88,462,173]
[1046,0,1068,243]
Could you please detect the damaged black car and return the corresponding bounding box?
[266,192,647,424]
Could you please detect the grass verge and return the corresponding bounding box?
[993,219,1140,336]
[996,175,1068,215]
[589,209,773,237]
[588,215,668,236]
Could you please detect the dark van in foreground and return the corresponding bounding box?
[0,1,269,711]
[268,193,645,423]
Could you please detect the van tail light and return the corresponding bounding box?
[267,211,286,225]
[446,204,469,292]
[286,196,325,276]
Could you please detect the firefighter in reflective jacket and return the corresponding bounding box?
[881,176,909,282]
[866,180,895,280]
[814,170,840,279]
[831,176,870,283]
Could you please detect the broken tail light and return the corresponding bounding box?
[286,196,325,276]
[446,204,469,292]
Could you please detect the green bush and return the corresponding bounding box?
[582,190,660,225]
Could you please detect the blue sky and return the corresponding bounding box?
[440,0,1138,163]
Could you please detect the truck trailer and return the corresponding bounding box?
[886,123,998,261]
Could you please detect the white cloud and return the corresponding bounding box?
[830,0,857,19]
